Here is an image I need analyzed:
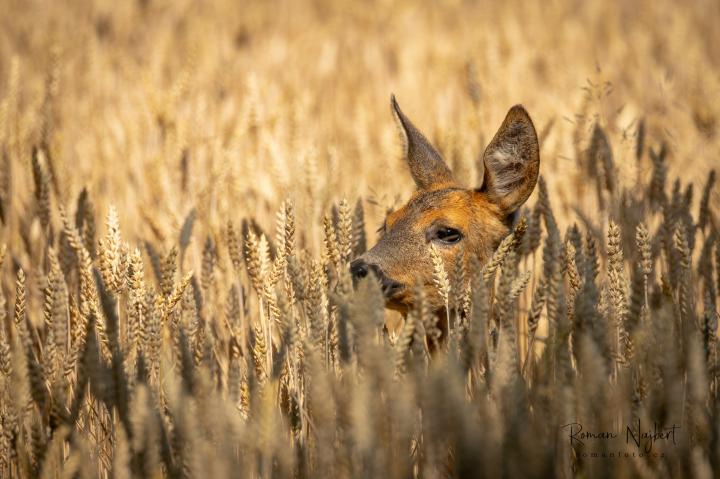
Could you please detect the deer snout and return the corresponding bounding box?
[350,259,404,298]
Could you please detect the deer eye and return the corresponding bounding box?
[434,227,463,244]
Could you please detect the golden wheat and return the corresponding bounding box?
[0,1,719,477]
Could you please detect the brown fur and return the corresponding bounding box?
[351,97,540,313]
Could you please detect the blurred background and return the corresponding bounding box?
[0,0,718,260]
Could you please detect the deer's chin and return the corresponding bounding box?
[385,298,410,315]
[383,287,410,312]
[382,283,447,314]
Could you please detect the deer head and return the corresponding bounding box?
[350,96,540,313]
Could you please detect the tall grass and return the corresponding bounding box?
[0,0,719,477]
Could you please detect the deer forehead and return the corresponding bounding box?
[385,189,502,232]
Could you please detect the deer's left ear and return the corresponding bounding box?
[391,95,455,191]
[480,105,540,215]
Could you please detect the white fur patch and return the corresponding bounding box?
[487,144,525,195]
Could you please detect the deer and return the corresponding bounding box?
[350,95,540,334]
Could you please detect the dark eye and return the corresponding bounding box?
[435,227,462,244]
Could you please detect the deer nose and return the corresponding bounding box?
[350,260,404,298]
[350,259,369,280]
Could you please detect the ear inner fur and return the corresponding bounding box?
[480,105,540,215]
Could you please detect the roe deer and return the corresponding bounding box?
[351,96,540,318]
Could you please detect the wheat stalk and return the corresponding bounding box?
[429,243,450,337]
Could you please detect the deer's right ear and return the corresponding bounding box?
[480,105,540,216]
[391,95,455,191]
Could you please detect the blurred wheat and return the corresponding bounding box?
[0,0,719,477]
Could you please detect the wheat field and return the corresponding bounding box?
[0,0,719,477]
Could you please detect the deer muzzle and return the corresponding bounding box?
[350,259,404,298]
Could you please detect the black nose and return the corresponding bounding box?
[350,260,369,279]
[349,260,404,298]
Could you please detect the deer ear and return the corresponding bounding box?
[480,105,540,215]
[391,95,455,190]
